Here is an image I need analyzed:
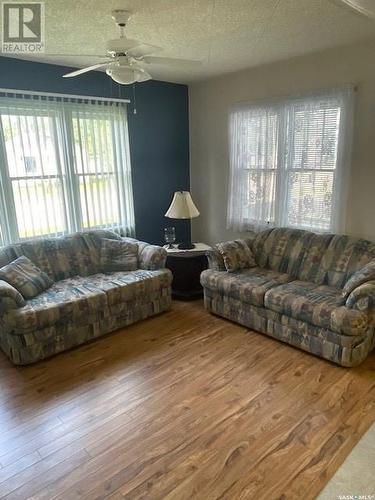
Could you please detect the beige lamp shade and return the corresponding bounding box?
[165,191,200,219]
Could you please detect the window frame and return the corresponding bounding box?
[228,88,354,233]
[0,96,134,245]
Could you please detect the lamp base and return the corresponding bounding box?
[178,242,195,250]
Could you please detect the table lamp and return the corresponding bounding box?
[165,191,200,249]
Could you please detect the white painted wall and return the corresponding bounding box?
[189,40,375,245]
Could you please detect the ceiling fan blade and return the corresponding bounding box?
[106,38,158,54]
[126,43,162,58]
[63,62,109,78]
[38,54,109,58]
[139,56,201,67]
[335,0,375,18]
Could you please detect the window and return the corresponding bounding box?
[227,88,354,233]
[0,92,135,245]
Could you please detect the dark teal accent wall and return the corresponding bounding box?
[0,56,190,245]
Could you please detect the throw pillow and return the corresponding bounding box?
[342,260,375,299]
[0,279,26,312]
[100,238,138,272]
[0,256,53,299]
[216,239,256,272]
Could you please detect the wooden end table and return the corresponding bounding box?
[164,243,211,300]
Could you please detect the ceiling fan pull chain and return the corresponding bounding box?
[133,83,137,115]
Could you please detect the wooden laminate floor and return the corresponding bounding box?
[0,301,374,500]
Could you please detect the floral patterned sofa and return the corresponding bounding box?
[201,228,375,367]
[0,230,172,365]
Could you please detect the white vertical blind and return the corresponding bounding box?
[227,87,354,233]
[68,100,134,233]
[0,92,135,245]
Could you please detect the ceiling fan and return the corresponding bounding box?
[334,0,375,18]
[59,10,201,85]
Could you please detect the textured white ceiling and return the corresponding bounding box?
[3,0,375,83]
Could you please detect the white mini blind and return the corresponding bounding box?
[227,88,354,233]
[0,91,135,245]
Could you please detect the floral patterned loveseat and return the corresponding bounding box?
[201,228,375,367]
[0,230,172,365]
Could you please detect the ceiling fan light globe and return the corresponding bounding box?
[136,69,152,82]
[106,65,146,85]
[106,66,135,84]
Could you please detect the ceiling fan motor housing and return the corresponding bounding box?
[106,38,138,54]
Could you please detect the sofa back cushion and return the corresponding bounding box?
[28,238,75,281]
[13,236,87,280]
[55,230,124,276]
[100,238,138,272]
[79,230,123,275]
[252,228,375,289]
[316,235,375,289]
[0,229,124,282]
[0,246,19,270]
[0,238,80,281]
[297,233,334,284]
[60,233,96,277]
[11,240,56,278]
[252,228,316,278]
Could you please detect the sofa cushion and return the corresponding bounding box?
[10,236,91,281]
[250,228,375,289]
[216,239,256,272]
[3,276,108,334]
[65,230,123,276]
[0,256,54,299]
[264,280,368,336]
[252,228,332,281]
[252,228,319,278]
[38,238,77,281]
[85,269,173,306]
[0,245,18,269]
[297,233,334,284]
[0,230,124,282]
[11,241,52,278]
[200,267,292,307]
[100,239,138,272]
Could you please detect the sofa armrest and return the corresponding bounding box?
[342,259,375,298]
[346,280,375,323]
[137,243,167,270]
[206,248,226,271]
[0,280,26,313]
